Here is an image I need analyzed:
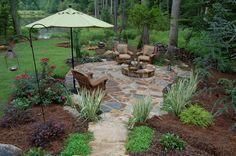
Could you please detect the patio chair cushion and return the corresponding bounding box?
[119,54,131,59]
[143,45,155,55]
[138,55,150,61]
[116,44,128,54]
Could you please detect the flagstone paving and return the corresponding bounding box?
[65,61,191,155]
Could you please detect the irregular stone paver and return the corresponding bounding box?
[65,61,191,117]
[65,61,192,155]
[89,113,129,156]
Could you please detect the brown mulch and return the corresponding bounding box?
[0,105,88,155]
[130,130,213,156]
[55,42,70,48]
[145,69,236,156]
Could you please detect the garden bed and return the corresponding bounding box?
[129,129,213,156]
[145,69,236,156]
[0,105,88,155]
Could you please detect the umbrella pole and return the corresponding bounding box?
[70,27,76,93]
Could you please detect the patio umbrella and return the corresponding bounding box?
[25,6,113,91]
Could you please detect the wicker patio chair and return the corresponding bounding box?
[137,45,157,64]
[71,70,108,91]
[113,43,134,64]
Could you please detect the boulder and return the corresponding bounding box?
[0,144,22,156]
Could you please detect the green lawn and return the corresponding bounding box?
[0,39,71,108]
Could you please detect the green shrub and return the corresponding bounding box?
[163,74,198,116]
[60,133,93,156]
[160,133,185,152]
[76,89,105,121]
[128,96,153,129]
[11,97,31,110]
[213,78,236,129]
[180,105,213,128]
[23,147,51,156]
[126,126,154,153]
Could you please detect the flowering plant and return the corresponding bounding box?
[13,73,35,99]
[12,58,69,106]
[40,58,56,79]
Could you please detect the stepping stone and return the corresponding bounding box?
[101,105,112,113]
[103,102,126,110]
[89,113,128,156]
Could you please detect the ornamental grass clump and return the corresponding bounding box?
[163,74,198,116]
[129,96,153,129]
[180,105,213,128]
[77,89,105,121]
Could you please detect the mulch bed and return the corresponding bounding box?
[0,105,88,155]
[55,42,70,48]
[144,69,236,156]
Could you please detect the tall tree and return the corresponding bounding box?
[114,0,118,32]
[10,0,21,35]
[167,0,181,54]
[94,0,99,17]
[141,0,149,45]
[122,0,126,29]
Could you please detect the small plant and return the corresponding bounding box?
[213,78,236,129]
[160,133,185,152]
[76,89,105,121]
[128,96,153,129]
[163,74,198,116]
[126,126,154,153]
[60,133,94,156]
[0,106,34,128]
[180,105,213,128]
[11,97,31,110]
[31,120,65,147]
[23,148,51,156]
[13,73,36,98]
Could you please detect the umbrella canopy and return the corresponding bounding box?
[25,7,113,28]
[25,6,113,93]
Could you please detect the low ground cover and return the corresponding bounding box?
[126,126,154,153]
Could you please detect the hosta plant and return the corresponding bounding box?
[11,97,31,110]
[180,105,213,128]
[76,89,105,121]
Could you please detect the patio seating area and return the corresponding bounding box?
[66,61,192,116]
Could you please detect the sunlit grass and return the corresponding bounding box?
[0,39,71,108]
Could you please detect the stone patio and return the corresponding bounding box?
[65,61,192,156]
[65,61,191,117]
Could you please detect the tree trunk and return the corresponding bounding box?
[167,0,170,15]
[10,0,21,35]
[122,0,126,29]
[167,0,181,55]
[110,0,113,15]
[114,0,118,32]
[94,0,98,17]
[141,0,149,46]
[142,25,149,45]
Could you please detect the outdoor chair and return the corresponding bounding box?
[113,43,134,64]
[137,45,157,64]
[71,70,108,91]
